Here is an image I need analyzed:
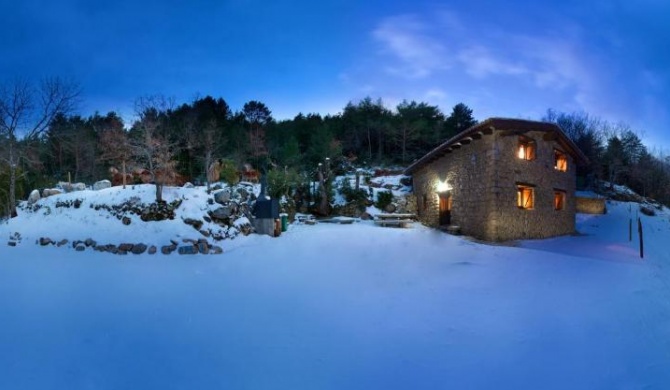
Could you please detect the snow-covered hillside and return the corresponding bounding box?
[1,184,670,389]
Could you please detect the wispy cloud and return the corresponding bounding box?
[372,14,448,78]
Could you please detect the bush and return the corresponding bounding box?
[375,190,394,210]
[337,177,367,204]
[219,159,239,186]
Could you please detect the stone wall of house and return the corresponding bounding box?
[486,130,576,241]
[412,129,577,241]
[576,197,606,214]
[412,134,497,238]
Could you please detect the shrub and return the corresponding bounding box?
[375,190,394,210]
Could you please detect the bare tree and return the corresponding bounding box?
[97,120,132,188]
[0,77,80,217]
[133,96,177,203]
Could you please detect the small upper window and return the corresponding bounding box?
[554,150,568,172]
[517,137,536,160]
[517,185,535,210]
[554,190,566,210]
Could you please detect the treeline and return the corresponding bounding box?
[543,109,670,204]
[2,77,670,217]
[0,82,479,216]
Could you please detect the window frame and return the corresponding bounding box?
[554,189,566,211]
[554,149,568,172]
[517,136,536,161]
[516,183,535,210]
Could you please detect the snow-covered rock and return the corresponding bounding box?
[93,180,112,191]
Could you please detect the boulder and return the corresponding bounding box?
[183,182,195,188]
[131,243,147,254]
[384,203,397,213]
[210,245,223,254]
[197,239,209,254]
[42,188,62,198]
[118,243,134,252]
[28,189,41,204]
[183,218,203,230]
[93,180,112,191]
[178,245,199,255]
[211,206,234,221]
[237,188,249,201]
[122,217,131,225]
[148,245,157,255]
[161,245,176,255]
[84,238,97,247]
[39,237,53,246]
[214,190,231,204]
[75,243,86,251]
[57,239,69,247]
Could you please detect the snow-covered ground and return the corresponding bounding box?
[1,186,670,389]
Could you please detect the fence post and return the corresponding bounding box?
[638,217,644,259]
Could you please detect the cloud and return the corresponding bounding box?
[372,14,448,78]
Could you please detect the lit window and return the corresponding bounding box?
[517,185,535,209]
[517,137,536,160]
[554,150,568,172]
[554,190,566,210]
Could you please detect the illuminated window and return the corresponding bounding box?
[554,190,566,210]
[517,185,535,209]
[517,137,536,160]
[554,150,568,172]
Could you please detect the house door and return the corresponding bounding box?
[439,192,452,226]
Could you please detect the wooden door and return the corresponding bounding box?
[439,193,452,226]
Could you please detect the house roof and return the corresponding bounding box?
[404,117,590,175]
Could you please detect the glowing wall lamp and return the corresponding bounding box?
[436,180,452,193]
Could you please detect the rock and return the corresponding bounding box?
[210,245,223,254]
[237,188,249,201]
[28,189,41,204]
[148,245,157,255]
[93,180,112,191]
[118,243,134,252]
[197,240,209,254]
[39,237,53,246]
[161,245,176,255]
[640,205,656,216]
[72,182,86,191]
[8,241,17,247]
[131,243,147,254]
[178,245,198,255]
[75,243,86,251]
[203,215,212,223]
[183,182,194,188]
[42,188,62,198]
[57,239,69,247]
[214,190,231,204]
[183,218,203,230]
[211,205,236,221]
[384,203,397,213]
[122,216,131,225]
[199,229,210,237]
[84,238,97,247]
[360,212,372,220]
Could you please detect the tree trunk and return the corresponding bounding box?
[8,144,17,218]
[155,183,163,203]
[121,160,127,189]
[317,169,329,216]
[205,151,212,194]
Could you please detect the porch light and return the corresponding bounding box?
[436,180,451,193]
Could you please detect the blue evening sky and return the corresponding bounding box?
[2,0,669,149]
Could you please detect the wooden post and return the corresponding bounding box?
[629,218,632,242]
[638,217,644,259]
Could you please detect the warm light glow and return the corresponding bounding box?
[518,145,525,159]
[436,180,451,193]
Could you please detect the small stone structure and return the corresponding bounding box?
[405,118,588,241]
[576,196,606,214]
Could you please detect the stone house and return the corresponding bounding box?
[404,118,588,241]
